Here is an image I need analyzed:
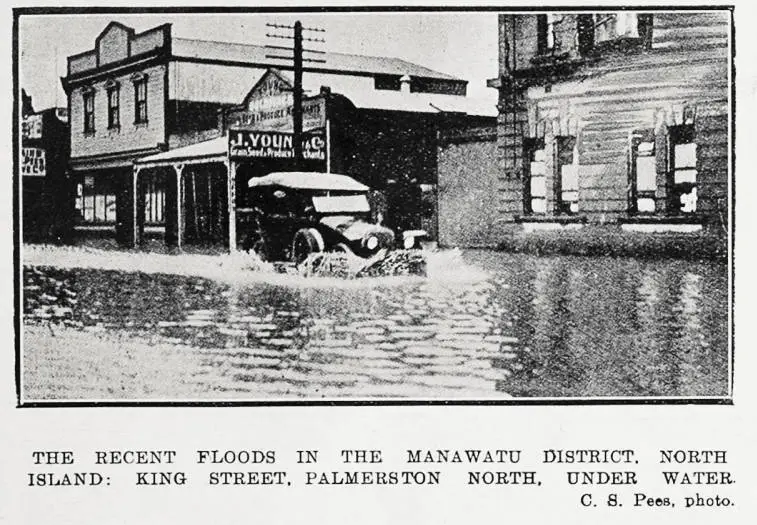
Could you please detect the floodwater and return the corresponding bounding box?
[22,250,729,399]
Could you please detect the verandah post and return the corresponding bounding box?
[226,159,237,252]
[174,163,184,249]
[131,166,140,248]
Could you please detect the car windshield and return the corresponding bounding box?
[312,194,370,214]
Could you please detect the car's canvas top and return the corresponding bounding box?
[248,172,369,192]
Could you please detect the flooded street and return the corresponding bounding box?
[21,250,729,400]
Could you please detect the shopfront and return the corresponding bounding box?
[133,128,327,250]
[130,68,494,251]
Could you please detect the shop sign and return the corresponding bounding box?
[228,96,326,132]
[229,130,325,161]
[22,114,43,139]
[21,148,46,176]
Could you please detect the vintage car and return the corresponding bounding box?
[242,171,425,264]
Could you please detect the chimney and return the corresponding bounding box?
[399,75,412,93]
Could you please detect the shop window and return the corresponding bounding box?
[524,138,547,214]
[555,136,579,214]
[143,173,166,225]
[668,125,698,214]
[107,84,120,129]
[75,175,116,224]
[630,129,657,213]
[83,91,95,133]
[134,76,148,123]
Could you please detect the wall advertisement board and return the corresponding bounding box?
[21,147,46,176]
[227,96,326,132]
[228,129,326,161]
[22,114,43,139]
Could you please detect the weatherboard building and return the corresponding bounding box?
[61,21,495,249]
[476,10,731,255]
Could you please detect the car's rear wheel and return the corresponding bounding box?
[292,228,324,264]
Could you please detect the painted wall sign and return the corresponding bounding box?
[22,148,46,176]
[228,69,326,131]
[229,129,326,161]
[228,96,326,132]
[22,114,43,139]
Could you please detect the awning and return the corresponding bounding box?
[135,136,228,169]
[248,172,369,191]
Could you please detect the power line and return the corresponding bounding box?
[265,20,326,168]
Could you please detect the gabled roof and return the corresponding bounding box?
[95,21,135,42]
[172,37,463,81]
[241,68,293,106]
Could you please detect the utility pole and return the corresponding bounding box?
[293,21,303,164]
[266,21,325,170]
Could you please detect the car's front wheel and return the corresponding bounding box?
[291,228,324,264]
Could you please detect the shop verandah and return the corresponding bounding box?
[130,130,326,251]
[131,137,234,251]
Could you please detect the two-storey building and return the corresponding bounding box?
[62,21,495,248]
[482,10,731,256]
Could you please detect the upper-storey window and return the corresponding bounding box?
[106,83,120,129]
[133,76,148,123]
[592,13,653,49]
[82,90,95,133]
[595,13,638,42]
[537,14,559,54]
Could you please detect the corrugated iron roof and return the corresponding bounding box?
[172,37,462,81]
[336,89,498,117]
[136,136,227,166]
[169,61,268,104]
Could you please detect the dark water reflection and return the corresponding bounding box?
[23,251,729,398]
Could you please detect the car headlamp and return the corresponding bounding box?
[365,236,379,250]
[403,236,416,250]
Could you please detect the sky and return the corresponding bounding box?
[18,11,499,110]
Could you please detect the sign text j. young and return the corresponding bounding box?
[228,130,325,161]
